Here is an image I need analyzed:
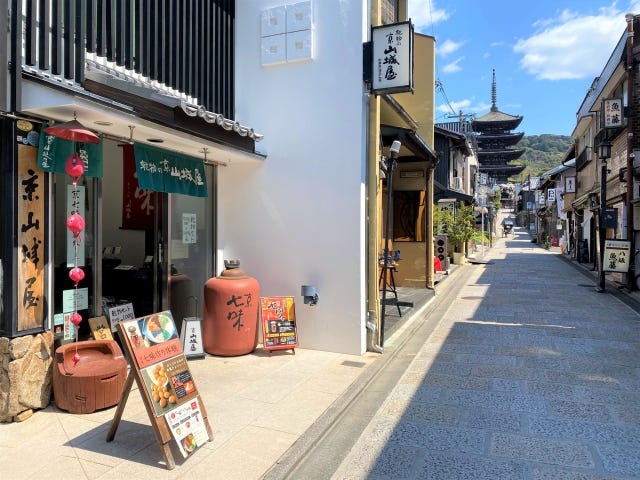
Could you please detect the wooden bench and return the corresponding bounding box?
[53,340,128,414]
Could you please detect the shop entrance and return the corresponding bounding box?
[52,139,213,339]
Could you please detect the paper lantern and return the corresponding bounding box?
[66,213,85,234]
[69,267,85,284]
[70,312,83,327]
[65,152,85,180]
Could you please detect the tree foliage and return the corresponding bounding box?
[509,134,573,181]
[435,203,476,252]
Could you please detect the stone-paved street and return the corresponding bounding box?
[331,227,640,480]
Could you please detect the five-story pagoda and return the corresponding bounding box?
[472,70,525,182]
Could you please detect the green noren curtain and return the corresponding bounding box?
[37,122,103,177]
[133,143,208,197]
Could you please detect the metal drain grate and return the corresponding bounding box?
[341,361,366,368]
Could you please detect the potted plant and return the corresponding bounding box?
[445,204,476,264]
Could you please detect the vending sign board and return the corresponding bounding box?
[108,310,213,470]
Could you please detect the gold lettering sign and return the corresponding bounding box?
[17,145,45,331]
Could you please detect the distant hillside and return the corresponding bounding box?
[510,134,573,181]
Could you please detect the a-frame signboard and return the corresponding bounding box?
[107,310,213,469]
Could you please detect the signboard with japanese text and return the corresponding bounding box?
[603,98,623,128]
[17,144,45,331]
[133,142,208,197]
[37,122,103,177]
[107,303,135,332]
[89,316,113,340]
[565,176,576,193]
[260,297,298,355]
[603,240,631,272]
[371,21,414,94]
[180,318,205,358]
[110,310,213,470]
[547,188,556,203]
[66,184,85,266]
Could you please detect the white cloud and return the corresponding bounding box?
[514,5,628,80]
[437,98,470,114]
[437,98,491,117]
[442,57,464,73]
[438,39,464,57]
[408,0,450,31]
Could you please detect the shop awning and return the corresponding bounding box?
[434,180,474,203]
[380,124,438,165]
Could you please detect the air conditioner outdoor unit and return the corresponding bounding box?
[452,177,462,190]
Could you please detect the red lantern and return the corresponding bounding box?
[69,267,85,285]
[65,152,85,181]
[70,312,83,326]
[66,213,85,234]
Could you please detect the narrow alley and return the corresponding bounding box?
[269,224,640,480]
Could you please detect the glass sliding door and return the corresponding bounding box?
[166,166,214,335]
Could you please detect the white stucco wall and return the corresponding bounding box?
[220,1,369,354]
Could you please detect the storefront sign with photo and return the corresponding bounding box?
[108,311,213,470]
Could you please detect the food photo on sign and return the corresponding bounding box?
[120,311,182,369]
[165,398,210,458]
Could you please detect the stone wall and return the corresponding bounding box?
[0,332,54,422]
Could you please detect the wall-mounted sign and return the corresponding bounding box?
[565,176,576,193]
[371,21,414,94]
[17,145,45,331]
[547,188,556,203]
[603,98,623,128]
[603,240,631,272]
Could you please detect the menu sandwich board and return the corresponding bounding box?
[107,310,213,469]
[260,297,298,355]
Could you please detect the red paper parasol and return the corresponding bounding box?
[45,119,100,144]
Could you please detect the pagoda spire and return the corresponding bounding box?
[491,69,497,112]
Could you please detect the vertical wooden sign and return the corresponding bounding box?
[17,145,45,331]
[260,297,298,356]
[107,310,213,469]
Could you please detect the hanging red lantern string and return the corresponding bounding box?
[46,115,97,366]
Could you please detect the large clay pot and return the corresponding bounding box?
[202,260,260,356]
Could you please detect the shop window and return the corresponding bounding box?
[393,190,425,242]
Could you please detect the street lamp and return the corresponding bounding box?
[597,141,612,292]
[380,140,401,347]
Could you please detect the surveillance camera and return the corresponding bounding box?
[390,140,401,155]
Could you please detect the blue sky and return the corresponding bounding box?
[408,0,640,136]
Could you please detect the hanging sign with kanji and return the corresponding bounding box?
[603,240,631,272]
